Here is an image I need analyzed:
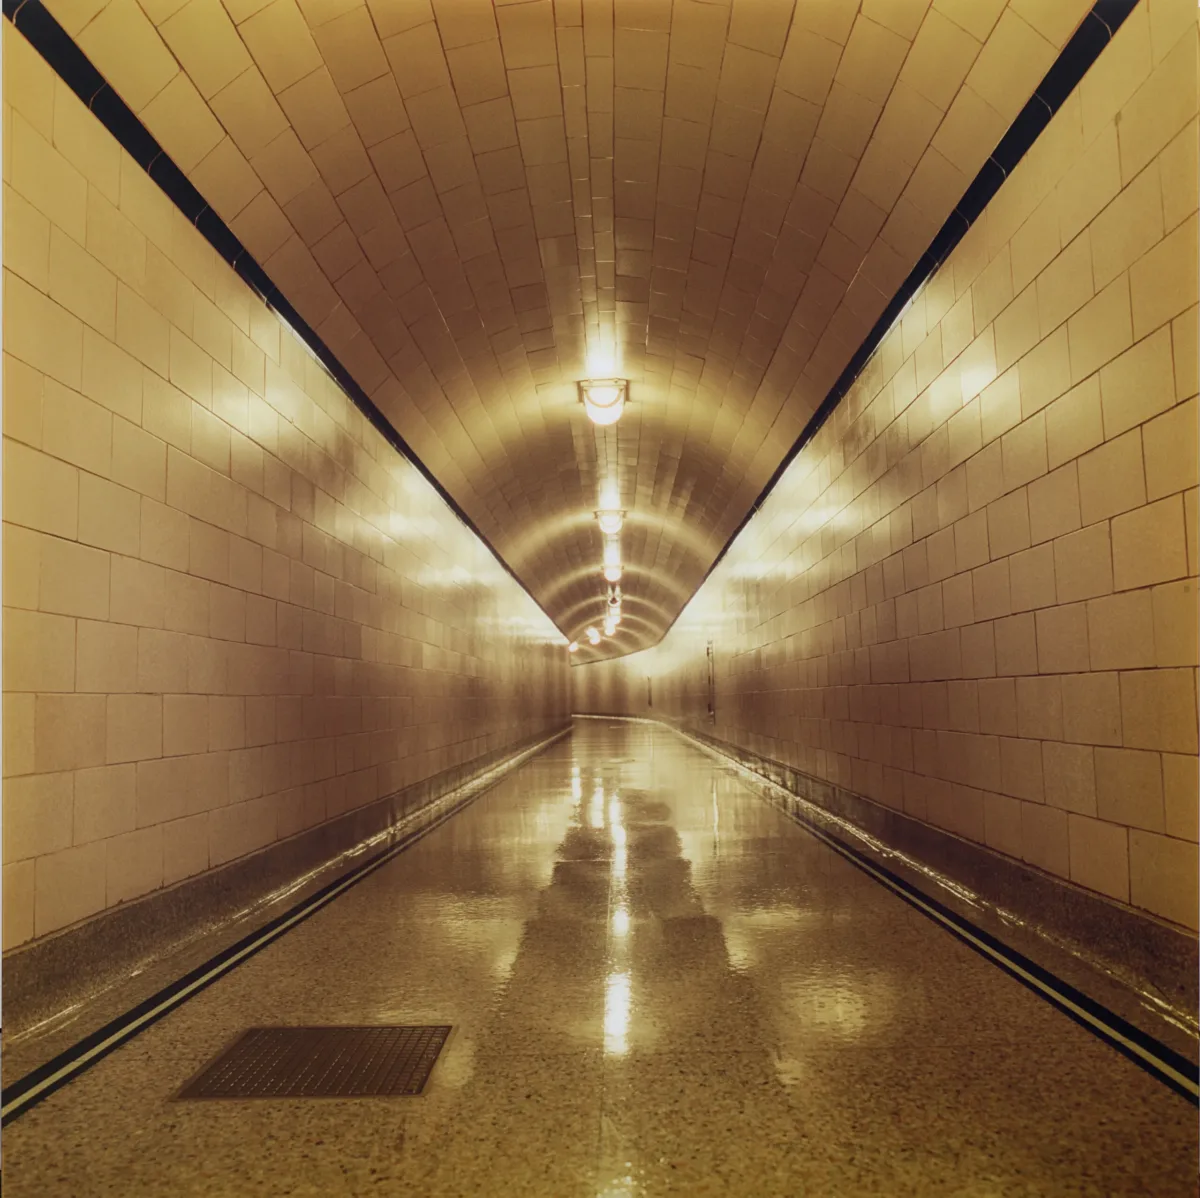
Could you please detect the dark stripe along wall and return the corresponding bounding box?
[3,0,1141,650]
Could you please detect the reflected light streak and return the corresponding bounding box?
[612,905,630,937]
[590,786,605,829]
[604,971,630,1055]
[559,595,669,628]
[388,513,442,542]
[724,929,755,971]
[541,561,695,612]
[611,798,627,877]
[492,946,519,979]
[798,983,870,1036]
[961,363,997,400]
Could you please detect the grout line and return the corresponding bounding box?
[0,0,567,641]
[0,0,1140,662]
[0,726,572,1126]
[643,0,1141,651]
[580,715,1200,1105]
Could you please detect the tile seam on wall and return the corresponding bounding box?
[639,0,1141,651]
[0,722,573,1126]
[633,715,1198,1018]
[675,718,1200,1104]
[575,715,1198,1104]
[2,15,572,949]
[1,0,568,641]
[3,0,1138,656]
[570,6,1198,931]
[2,724,571,1033]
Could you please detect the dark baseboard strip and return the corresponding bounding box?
[577,715,1199,1105]
[1,0,561,635]
[676,725,1200,1019]
[3,727,571,1037]
[0,724,572,1126]
[651,0,1141,645]
[3,0,1140,661]
[786,797,1200,1104]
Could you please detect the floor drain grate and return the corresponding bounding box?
[177,1026,452,1099]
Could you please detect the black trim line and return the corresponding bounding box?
[642,0,1142,651]
[0,727,571,1126]
[675,726,1200,1105]
[1,811,451,1124]
[5,0,1138,659]
[1,0,564,639]
[794,806,1200,1104]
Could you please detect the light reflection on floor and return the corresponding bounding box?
[3,721,1196,1196]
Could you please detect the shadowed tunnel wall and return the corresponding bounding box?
[2,27,570,953]
[575,11,1199,931]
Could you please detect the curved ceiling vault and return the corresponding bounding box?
[44,0,1093,659]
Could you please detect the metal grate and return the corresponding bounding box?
[177,1026,451,1099]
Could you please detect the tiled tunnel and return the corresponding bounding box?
[1,0,1197,1193]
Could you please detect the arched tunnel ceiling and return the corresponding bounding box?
[45,0,1093,658]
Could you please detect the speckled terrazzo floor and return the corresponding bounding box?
[4,722,1197,1195]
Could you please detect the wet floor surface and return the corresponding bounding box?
[4,721,1196,1195]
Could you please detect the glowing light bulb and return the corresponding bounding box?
[596,509,624,535]
[568,641,578,652]
[603,564,622,583]
[580,379,626,425]
[586,626,601,644]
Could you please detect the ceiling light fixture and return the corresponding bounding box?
[579,379,628,426]
[568,641,578,653]
[586,626,601,644]
[602,535,623,584]
[596,509,625,535]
